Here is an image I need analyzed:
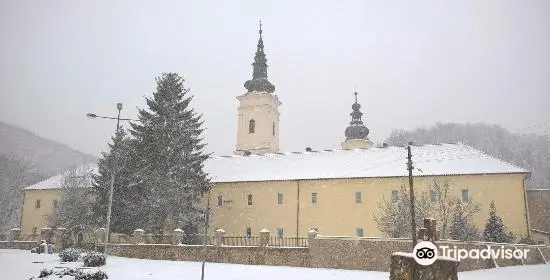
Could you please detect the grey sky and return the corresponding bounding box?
[1,0,549,157]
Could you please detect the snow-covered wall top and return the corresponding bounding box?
[205,143,528,183]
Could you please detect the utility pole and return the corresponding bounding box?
[407,142,418,248]
[201,190,211,280]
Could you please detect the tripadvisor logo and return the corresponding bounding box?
[412,241,530,265]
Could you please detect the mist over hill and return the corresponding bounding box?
[0,121,97,232]
[385,122,550,189]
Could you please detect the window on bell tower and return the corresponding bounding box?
[272,122,275,135]
[249,119,255,133]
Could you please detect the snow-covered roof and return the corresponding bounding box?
[205,143,528,183]
[24,163,98,190]
[23,144,527,189]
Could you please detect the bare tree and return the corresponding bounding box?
[430,180,480,239]
[50,165,96,230]
[374,185,432,238]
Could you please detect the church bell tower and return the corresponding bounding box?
[235,22,281,155]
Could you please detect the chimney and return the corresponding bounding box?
[305,147,312,152]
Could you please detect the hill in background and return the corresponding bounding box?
[0,121,97,232]
[385,122,550,189]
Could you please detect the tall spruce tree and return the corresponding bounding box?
[130,73,211,234]
[482,201,514,243]
[92,129,145,234]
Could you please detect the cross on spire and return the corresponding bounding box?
[259,20,262,36]
[354,92,358,103]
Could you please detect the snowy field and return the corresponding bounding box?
[1,249,549,280]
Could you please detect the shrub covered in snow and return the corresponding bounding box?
[83,252,106,267]
[59,248,82,262]
[30,268,108,280]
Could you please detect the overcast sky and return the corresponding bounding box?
[1,0,549,157]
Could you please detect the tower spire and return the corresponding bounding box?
[345,92,369,140]
[244,21,275,93]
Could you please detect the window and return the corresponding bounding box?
[391,190,399,203]
[272,122,275,135]
[430,189,437,203]
[461,189,469,202]
[276,228,284,237]
[311,192,318,205]
[277,193,283,205]
[355,191,362,203]
[249,119,255,133]
[356,228,364,237]
[217,195,223,206]
[246,227,252,238]
[53,200,58,208]
[35,200,41,209]
[247,194,253,206]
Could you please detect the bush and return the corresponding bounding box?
[30,268,108,280]
[83,252,106,267]
[59,248,82,262]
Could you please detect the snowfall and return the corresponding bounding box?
[1,249,549,280]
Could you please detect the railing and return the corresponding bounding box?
[181,234,214,245]
[223,236,260,246]
[268,236,308,247]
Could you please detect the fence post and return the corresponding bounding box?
[215,228,226,247]
[95,228,106,244]
[172,228,184,245]
[308,229,318,247]
[8,228,21,241]
[260,228,270,248]
[133,229,145,244]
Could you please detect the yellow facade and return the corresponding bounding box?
[20,189,61,234]
[209,173,530,238]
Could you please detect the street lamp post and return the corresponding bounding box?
[87,103,138,244]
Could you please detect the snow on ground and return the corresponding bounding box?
[1,249,549,280]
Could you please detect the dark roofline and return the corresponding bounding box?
[527,189,550,191]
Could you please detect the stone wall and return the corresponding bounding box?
[527,189,550,232]
[105,244,310,267]
[104,235,549,272]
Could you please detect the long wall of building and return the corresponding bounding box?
[209,173,529,238]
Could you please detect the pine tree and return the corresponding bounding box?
[92,129,144,234]
[483,201,514,243]
[130,73,211,234]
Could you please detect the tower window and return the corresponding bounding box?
[311,192,318,205]
[272,122,275,136]
[217,195,223,207]
[277,193,283,205]
[35,200,41,209]
[249,119,255,133]
[247,194,253,206]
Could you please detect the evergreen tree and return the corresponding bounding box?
[483,201,514,243]
[92,129,145,234]
[130,73,211,233]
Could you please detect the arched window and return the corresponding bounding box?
[249,119,255,133]
[272,122,275,136]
